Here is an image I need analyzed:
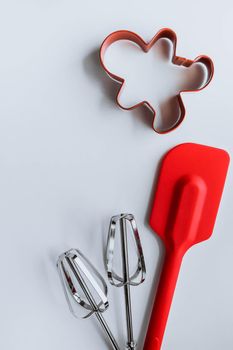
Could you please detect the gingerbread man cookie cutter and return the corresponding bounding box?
[100,28,214,134]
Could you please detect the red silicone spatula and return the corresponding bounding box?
[143,143,230,350]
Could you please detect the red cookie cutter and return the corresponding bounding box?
[100,28,214,134]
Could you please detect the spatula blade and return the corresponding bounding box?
[150,143,230,249]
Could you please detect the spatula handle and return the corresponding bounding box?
[143,251,183,350]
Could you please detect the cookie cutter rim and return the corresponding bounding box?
[99,28,214,134]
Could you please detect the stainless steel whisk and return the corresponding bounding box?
[57,249,120,350]
[106,214,146,349]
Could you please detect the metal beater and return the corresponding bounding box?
[57,249,120,350]
[106,214,146,349]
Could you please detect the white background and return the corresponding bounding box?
[0,1,232,349]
